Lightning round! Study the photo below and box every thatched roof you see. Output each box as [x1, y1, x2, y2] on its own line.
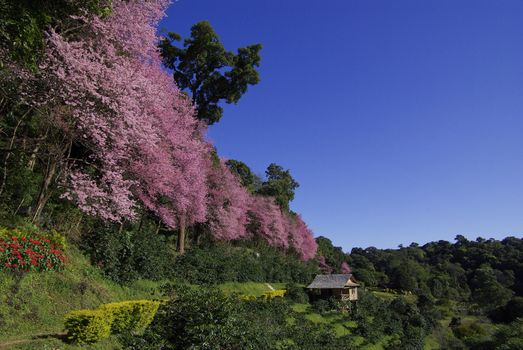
[306, 274, 359, 289]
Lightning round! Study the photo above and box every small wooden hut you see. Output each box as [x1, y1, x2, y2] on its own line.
[307, 274, 359, 301]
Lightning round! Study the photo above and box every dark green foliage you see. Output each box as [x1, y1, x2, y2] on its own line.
[257, 163, 299, 212]
[285, 282, 309, 303]
[311, 299, 331, 314]
[80, 224, 175, 283]
[489, 296, 523, 323]
[122, 285, 357, 350]
[315, 236, 348, 273]
[470, 264, 514, 312]
[347, 236, 523, 312]
[173, 242, 318, 285]
[225, 159, 262, 192]
[0, 0, 111, 68]
[159, 21, 261, 125]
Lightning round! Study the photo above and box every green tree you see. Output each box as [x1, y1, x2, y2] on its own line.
[315, 236, 347, 273]
[225, 159, 262, 192]
[470, 264, 513, 311]
[159, 21, 262, 125]
[257, 163, 299, 212]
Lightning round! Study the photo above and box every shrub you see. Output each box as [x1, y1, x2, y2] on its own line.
[81, 225, 175, 283]
[311, 299, 330, 314]
[123, 286, 360, 350]
[241, 294, 257, 301]
[174, 242, 318, 285]
[262, 289, 286, 300]
[64, 309, 113, 344]
[64, 300, 161, 344]
[100, 300, 160, 334]
[285, 282, 309, 303]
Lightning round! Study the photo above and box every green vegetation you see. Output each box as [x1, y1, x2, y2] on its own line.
[0, 244, 163, 344]
[159, 21, 262, 125]
[218, 281, 286, 296]
[65, 300, 160, 343]
[173, 242, 318, 285]
[1, 0, 522, 349]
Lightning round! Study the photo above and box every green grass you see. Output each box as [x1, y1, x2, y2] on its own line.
[218, 281, 286, 296]
[1, 336, 122, 350]
[291, 303, 357, 337]
[0, 245, 164, 348]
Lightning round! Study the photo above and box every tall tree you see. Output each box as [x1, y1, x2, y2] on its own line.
[40, 0, 210, 254]
[159, 21, 262, 125]
[206, 159, 250, 241]
[225, 159, 261, 192]
[257, 163, 299, 212]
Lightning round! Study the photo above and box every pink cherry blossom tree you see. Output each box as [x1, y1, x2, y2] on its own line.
[340, 261, 352, 274]
[287, 214, 318, 261]
[206, 159, 250, 241]
[33, 0, 319, 260]
[317, 255, 332, 274]
[247, 195, 289, 249]
[40, 0, 209, 252]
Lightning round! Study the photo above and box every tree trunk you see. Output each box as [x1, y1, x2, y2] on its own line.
[0, 110, 30, 196]
[177, 215, 186, 255]
[155, 219, 161, 235]
[27, 144, 40, 171]
[31, 158, 57, 223]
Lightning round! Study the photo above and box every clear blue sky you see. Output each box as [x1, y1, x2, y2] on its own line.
[160, 0, 523, 251]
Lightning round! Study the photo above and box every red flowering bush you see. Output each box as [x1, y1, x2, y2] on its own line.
[0, 236, 67, 272]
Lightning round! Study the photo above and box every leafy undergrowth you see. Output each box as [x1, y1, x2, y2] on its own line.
[290, 303, 393, 349]
[0, 244, 164, 347]
[0, 336, 122, 350]
[423, 314, 494, 350]
[291, 303, 357, 336]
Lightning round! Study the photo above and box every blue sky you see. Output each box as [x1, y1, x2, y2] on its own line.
[160, 0, 523, 251]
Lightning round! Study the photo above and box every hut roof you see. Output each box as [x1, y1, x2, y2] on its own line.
[306, 274, 359, 289]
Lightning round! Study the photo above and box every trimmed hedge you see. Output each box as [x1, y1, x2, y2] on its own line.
[101, 300, 160, 334]
[64, 300, 160, 344]
[261, 289, 286, 300]
[64, 309, 112, 344]
[241, 290, 286, 301]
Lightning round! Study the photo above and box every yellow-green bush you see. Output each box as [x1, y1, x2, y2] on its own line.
[241, 294, 257, 301]
[261, 289, 286, 300]
[100, 300, 160, 334]
[64, 309, 113, 344]
[64, 300, 160, 343]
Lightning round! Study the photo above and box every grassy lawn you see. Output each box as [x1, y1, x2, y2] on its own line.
[218, 281, 286, 296]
